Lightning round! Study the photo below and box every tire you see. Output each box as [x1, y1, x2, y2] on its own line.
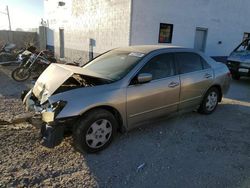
[11, 67, 31, 82]
[198, 87, 219, 114]
[73, 109, 118, 153]
[232, 73, 240, 80]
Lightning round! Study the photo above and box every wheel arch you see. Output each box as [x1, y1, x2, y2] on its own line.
[205, 84, 223, 102]
[80, 105, 125, 133]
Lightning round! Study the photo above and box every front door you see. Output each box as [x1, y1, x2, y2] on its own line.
[126, 53, 180, 128]
[194, 28, 208, 52]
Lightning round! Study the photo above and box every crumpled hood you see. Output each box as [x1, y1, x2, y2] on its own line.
[228, 51, 250, 63]
[32, 63, 107, 104]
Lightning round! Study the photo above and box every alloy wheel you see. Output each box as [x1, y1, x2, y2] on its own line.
[85, 119, 112, 149]
[205, 91, 218, 111]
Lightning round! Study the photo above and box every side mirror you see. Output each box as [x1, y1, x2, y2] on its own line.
[137, 73, 152, 84]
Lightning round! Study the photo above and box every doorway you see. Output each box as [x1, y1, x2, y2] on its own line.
[59, 28, 64, 58]
[194, 28, 208, 52]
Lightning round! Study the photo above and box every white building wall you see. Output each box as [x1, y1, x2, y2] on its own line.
[130, 0, 250, 56]
[44, 0, 132, 61]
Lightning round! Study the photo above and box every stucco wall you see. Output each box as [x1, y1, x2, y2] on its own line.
[44, 0, 132, 62]
[130, 0, 250, 56]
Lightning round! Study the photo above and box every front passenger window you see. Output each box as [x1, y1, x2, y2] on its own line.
[139, 53, 175, 80]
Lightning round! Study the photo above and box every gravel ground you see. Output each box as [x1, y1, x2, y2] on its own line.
[0, 65, 250, 188]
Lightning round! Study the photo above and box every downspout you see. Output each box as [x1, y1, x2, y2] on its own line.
[128, 0, 133, 46]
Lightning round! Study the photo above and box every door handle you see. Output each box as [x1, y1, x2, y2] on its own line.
[168, 82, 179, 88]
[204, 73, 212, 79]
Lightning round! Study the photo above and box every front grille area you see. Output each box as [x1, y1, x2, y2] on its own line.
[226, 61, 240, 71]
[30, 93, 40, 105]
[227, 61, 240, 68]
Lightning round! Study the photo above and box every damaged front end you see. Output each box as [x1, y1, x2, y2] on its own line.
[22, 63, 111, 148]
[22, 89, 71, 148]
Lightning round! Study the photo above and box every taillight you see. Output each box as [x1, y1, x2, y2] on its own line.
[227, 72, 231, 77]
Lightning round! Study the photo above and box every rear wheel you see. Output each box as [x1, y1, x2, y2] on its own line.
[232, 73, 240, 80]
[198, 87, 219, 114]
[11, 67, 31, 81]
[73, 109, 118, 153]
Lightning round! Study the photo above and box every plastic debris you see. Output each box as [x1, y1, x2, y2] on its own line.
[137, 163, 146, 172]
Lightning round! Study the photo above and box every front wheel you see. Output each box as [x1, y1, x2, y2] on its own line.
[73, 109, 118, 153]
[198, 87, 219, 114]
[11, 67, 31, 81]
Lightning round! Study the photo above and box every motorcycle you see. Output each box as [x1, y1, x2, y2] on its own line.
[11, 50, 56, 82]
[16, 46, 37, 64]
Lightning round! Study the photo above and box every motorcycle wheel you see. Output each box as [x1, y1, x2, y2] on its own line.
[11, 67, 31, 82]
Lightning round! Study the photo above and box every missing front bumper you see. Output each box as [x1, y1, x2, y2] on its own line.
[39, 117, 78, 148]
[23, 90, 75, 148]
[40, 123, 64, 148]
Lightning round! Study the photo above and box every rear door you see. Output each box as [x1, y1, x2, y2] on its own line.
[126, 53, 180, 128]
[175, 52, 213, 109]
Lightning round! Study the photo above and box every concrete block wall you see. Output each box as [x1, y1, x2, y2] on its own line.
[39, 26, 47, 50]
[44, 0, 132, 63]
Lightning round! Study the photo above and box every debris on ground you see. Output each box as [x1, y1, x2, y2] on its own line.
[1, 65, 250, 187]
[137, 163, 146, 172]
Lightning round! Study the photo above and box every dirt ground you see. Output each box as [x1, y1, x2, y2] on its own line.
[0, 65, 250, 188]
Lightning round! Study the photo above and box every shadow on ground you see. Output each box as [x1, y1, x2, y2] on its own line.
[0, 65, 250, 187]
[0, 65, 31, 98]
[82, 97, 250, 188]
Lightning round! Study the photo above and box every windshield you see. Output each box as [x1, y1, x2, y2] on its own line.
[235, 39, 250, 52]
[84, 50, 144, 81]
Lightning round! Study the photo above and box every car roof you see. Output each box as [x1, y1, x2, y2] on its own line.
[116, 45, 189, 54]
[115, 45, 219, 68]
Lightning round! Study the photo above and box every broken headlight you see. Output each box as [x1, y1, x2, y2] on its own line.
[41, 100, 67, 123]
[52, 100, 67, 118]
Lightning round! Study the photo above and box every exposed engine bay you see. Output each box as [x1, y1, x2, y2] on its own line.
[53, 74, 110, 94]
[23, 73, 110, 111]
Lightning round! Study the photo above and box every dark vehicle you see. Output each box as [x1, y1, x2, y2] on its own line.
[12, 50, 56, 81]
[0, 43, 17, 62]
[0, 43, 16, 53]
[227, 38, 250, 80]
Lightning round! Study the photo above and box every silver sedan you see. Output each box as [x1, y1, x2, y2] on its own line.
[23, 46, 231, 153]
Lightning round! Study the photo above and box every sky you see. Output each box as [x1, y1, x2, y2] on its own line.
[0, 0, 44, 31]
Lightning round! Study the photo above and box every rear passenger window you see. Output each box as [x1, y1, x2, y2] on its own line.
[176, 53, 203, 74]
[200, 57, 211, 69]
[139, 53, 175, 80]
